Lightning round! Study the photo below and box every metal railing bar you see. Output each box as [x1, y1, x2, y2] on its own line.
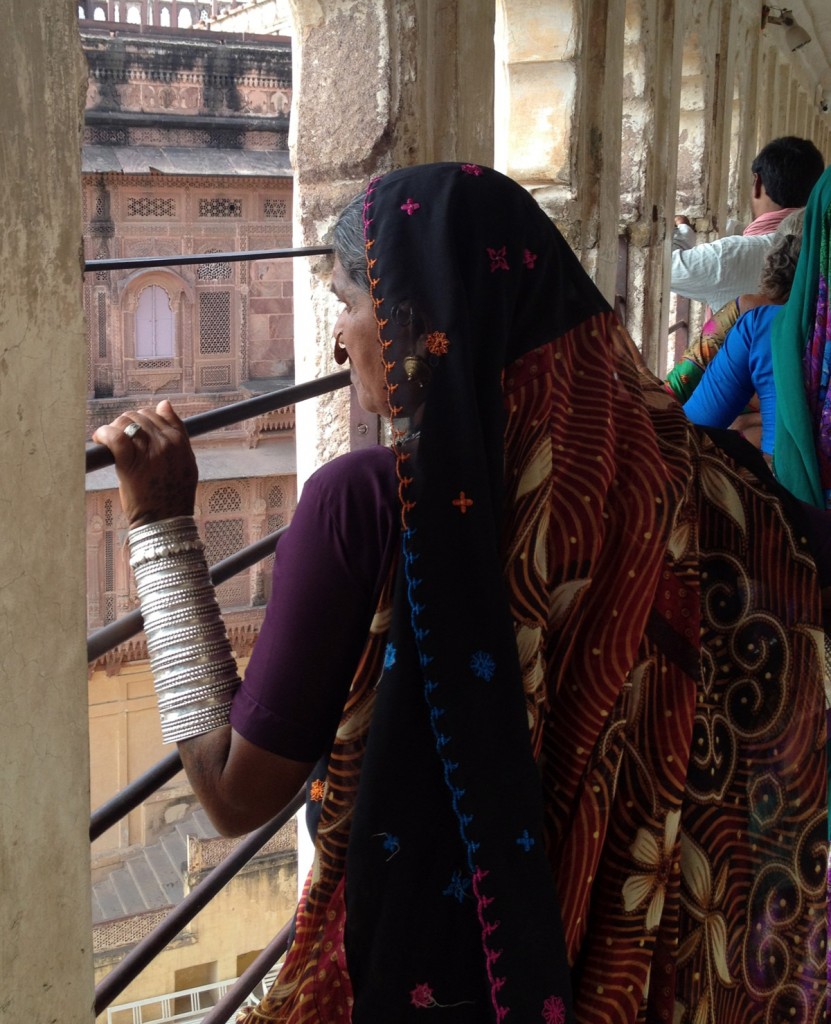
[87, 525, 288, 663]
[90, 750, 183, 842]
[84, 245, 333, 275]
[200, 920, 292, 1024]
[85, 369, 350, 474]
[94, 787, 305, 1016]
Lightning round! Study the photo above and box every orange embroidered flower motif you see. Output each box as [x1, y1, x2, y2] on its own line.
[309, 779, 325, 802]
[622, 808, 680, 931]
[426, 331, 450, 356]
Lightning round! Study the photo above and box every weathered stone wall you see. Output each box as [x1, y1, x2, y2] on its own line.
[494, 0, 830, 373]
[283, 0, 830, 438]
[0, 2, 94, 1021]
[289, 0, 495, 485]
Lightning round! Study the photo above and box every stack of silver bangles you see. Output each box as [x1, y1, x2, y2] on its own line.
[129, 516, 240, 744]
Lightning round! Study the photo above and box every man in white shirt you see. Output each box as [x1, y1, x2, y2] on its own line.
[670, 136, 824, 311]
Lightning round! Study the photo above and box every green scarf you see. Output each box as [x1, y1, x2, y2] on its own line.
[771, 165, 831, 508]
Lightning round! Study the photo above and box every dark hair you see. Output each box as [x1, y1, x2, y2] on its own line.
[332, 192, 369, 291]
[759, 208, 804, 301]
[751, 136, 825, 208]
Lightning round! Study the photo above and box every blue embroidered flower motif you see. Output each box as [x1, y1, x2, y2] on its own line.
[373, 832, 401, 861]
[443, 870, 471, 903]
[384, 643, 397, 670]
[516, 829, 535, 852]
[470, 650, 496, 681]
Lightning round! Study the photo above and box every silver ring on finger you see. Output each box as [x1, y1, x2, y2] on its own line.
[124, 422, 143, 440]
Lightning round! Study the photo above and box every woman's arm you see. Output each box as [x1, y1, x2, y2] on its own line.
[178, 728, 312, 837]
[93, 402, 313, 835]
[93, 402, 396, 837]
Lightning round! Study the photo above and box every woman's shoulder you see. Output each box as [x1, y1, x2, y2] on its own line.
[737, 303, 780, 329]
[303, 445, 398, 506]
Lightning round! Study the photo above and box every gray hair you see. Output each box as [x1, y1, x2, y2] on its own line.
[774, 207, 805, 238]
[760, 208, 804, 302]
[332, 192, 369, 291]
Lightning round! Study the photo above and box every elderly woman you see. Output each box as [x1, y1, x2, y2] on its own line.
[94, 164, 827, 1024]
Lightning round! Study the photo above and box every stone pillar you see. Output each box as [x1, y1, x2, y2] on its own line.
[0, 2, 94, 1022]
[729, 12, 762, 224]
[494, 0, 624, 304]
[289, 0, 495, 487]
[619, 0, 684, 375]
[755, 43, 776, 149]
[575, 0, 625, 301]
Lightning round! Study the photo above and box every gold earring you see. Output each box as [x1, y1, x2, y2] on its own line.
[334, 331, 348, 365]
[403, 355, 431, 388]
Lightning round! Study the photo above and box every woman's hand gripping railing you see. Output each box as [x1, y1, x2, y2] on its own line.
[85, 370, 350, 474]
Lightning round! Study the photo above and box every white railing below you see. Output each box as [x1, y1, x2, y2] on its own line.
[106, 966, 280, 1024]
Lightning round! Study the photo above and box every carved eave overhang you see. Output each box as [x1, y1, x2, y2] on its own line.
[82, 145, 292, 177]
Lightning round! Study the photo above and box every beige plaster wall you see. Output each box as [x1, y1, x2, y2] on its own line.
[0, 2, 94, 1021]
[93, 854, 298, 1006]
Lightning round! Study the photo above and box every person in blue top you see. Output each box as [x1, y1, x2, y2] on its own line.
[684, 162, 831, 498]
[682, 303, 779, 455]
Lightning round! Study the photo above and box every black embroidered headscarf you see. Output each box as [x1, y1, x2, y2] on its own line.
[344, 163, 609, 1022]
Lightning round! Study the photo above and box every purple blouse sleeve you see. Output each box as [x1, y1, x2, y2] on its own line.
[229, 445, 399, 762]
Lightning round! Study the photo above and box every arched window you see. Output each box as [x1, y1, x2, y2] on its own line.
[126, 4, 141, 23]
[160, 6, 170, 26]
[93, 6, 106, 19]
[178, 7, 192, 27]
[78, 5, 85, 17]
[135, 285, 174, 359]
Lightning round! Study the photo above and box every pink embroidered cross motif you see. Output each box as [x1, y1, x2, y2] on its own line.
[461, 163, 483, 176]
[401, 197, 421, 216]
[487, 246, 509, 272]
[452, 492, 473, 514]
[523, 248, 538, 269]
[426, 331, 450, 356]
[542, 994, 567, 1024]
